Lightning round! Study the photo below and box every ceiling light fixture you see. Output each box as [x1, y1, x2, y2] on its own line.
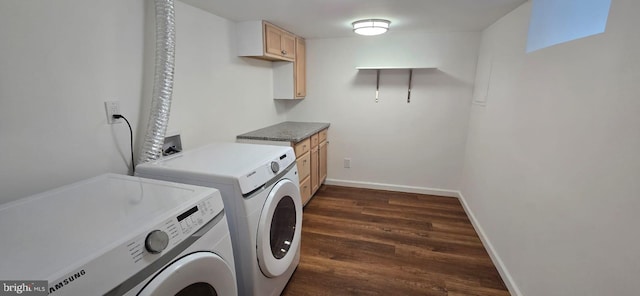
[352, 19, 391, 36]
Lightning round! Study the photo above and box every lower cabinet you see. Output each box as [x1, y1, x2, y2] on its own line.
[293, 128, 328, 206]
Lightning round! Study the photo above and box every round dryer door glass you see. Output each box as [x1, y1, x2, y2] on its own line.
[176, 282, 217, 296]
[257, 178, 303, 278]
[270, 196, 296, 259]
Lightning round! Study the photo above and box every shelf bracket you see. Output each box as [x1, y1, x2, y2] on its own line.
[376, 69, 380, 103]
[356, 66, 437, 104]
[407, 69, 413, 103]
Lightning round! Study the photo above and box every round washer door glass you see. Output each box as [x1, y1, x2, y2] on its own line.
[138, 252, 236, 296]
[257, 178, 302, 278]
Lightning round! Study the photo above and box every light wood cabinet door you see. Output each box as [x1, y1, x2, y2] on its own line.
[300, 176, 312, 206]
[310, 133, 319, 147]
[282, 34, 296, 60]
[319, 141, 327, 183]
[319, 129, 328, 142]
[264, 23, 282, 57]
[297, 151, 311, 181]
[294, 138, 310, 157]
[295, 37, 306, 98]
[310, 146, 319, 194]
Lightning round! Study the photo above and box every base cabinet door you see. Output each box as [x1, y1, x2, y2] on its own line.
[300, 176, 311, 206]
[296, 152, 311, 182]
[310, 146, 319, 194]
[319, 141, 327, 183]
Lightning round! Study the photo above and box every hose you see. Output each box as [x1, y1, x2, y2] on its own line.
[137, 0, 176, 165]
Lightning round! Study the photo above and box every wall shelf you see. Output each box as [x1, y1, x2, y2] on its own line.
[356, 66, 437, 70]
[356, 67, 437, 103]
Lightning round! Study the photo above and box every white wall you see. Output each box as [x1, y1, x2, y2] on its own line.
[0, 0, 146, 202]
[0, 1, 286, 204]
[168, 2, 287, 148]
[460, 1, 640, 295]
[285, 32, 480, 194]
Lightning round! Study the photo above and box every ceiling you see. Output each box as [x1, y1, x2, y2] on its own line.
[179, 0, 527, 39]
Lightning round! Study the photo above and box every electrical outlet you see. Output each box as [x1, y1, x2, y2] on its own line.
[104, 101, 121, 124]
[344, 158, 351, 168]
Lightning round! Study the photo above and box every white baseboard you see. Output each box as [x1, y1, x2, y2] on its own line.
[324, 178, 459, 197]
[456, 191, 523, 296]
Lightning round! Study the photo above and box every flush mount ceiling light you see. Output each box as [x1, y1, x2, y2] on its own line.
[352, 19, 391, 36]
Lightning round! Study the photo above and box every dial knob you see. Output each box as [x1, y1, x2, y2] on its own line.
[145, 230, 169, 254]
[270, 161, 280, 174]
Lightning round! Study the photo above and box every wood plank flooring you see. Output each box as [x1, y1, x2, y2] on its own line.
[281, 185, 510, 296]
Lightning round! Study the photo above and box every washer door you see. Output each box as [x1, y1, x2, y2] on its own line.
[256, 178, 302, 278]
[138, 252, 236, 296]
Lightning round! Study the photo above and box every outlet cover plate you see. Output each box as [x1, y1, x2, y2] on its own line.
[104, 101, 121, 124]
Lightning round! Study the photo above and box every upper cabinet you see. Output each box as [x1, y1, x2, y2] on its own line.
[265, 23, 296, 61]
[237, 21, 295, 62]
[237, 20, 306, 99]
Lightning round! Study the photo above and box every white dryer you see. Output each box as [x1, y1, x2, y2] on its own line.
[136, 142, 302, 296]
[0, 174, 237, 296]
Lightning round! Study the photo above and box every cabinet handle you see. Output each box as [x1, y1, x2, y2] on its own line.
[281, 50, 287, 55]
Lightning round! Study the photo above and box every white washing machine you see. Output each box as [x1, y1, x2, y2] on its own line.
[0, 174, 237, 296]
[136, 142, 302, 296]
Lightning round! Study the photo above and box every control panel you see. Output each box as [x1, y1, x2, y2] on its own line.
[126, 196, 219, 263]
[237, 147, 296, 194]
[48, 192, 225, 296]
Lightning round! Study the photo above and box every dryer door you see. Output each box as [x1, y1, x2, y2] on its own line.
[138, 252, 236, 296]
[256, 178, 302, 278]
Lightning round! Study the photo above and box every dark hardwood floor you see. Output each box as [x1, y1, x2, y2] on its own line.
[281, 185, 510, 296]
